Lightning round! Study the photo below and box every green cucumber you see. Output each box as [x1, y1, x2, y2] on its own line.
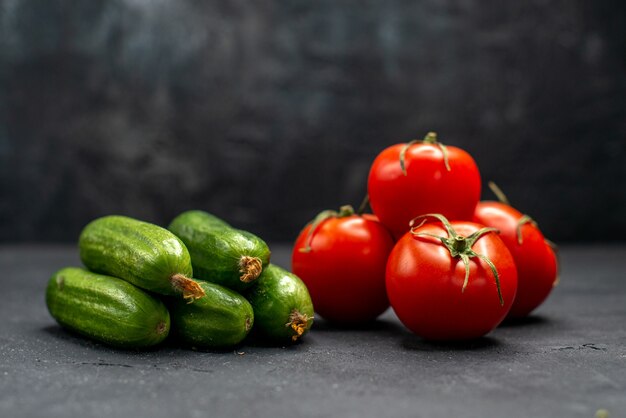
[246, 264, 314, 343]
[46, 267, 170, 348]
[168, 280, 254, 348]
[168, 210, 271, 292]
[79, 215, 205, 301]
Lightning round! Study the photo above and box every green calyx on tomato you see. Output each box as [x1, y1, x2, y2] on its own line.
[298, 205, 356, 253]
[488, 181, 540, 245]
[488, 181, 549, 248]
[356, 194, 370, 216]
[400, 132, 451, 175]
[516, 215, 538, 245]
[487, 181, 511, 206]
[410, 213, 504, 306]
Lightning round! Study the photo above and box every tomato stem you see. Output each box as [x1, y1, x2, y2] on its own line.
[399, 131, 451, 176]
[409, 213, 505, 306]
[452, 236, 468, 253]
[487, 181, 511, 206]
[423, 131, 438, 144]
[356, 194, 370, 216]
[399, 139, 420, 175]
[338, 205, 355, 217]
[299, 205, 355, 253]
[516, 215, 538, 245]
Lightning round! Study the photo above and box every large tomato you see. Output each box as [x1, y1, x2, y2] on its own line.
[292, 206, 395, 324]
[473, 201, 558, 318]
[386, 214, 518, 340]
[368, 132, 481, 239]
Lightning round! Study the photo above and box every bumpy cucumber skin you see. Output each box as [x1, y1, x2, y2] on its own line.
[79, 215, 194, 296]
[168, 210, 271, 292]
[46, 267, 170, 348]
[246, 264, 314, 343]
[168, 280, 254, 348]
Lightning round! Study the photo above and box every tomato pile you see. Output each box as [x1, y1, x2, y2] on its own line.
[292, 132, 558, 340]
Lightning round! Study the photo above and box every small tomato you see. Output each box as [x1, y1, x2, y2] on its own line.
[368, 132, 481, 239]
[473, 200, 558, 318]
[292, 205, 395, 324]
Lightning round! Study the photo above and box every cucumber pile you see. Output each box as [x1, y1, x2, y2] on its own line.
[46, 211, 314, 349]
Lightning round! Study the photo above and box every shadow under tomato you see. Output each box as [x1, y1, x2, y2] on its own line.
[401, 334, 502, 352]
[499, 314, 550, 328]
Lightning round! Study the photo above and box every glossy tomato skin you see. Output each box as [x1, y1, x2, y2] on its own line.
[368, 143, 481, 239]
[292, 215, 395, 324]
[386, 221, 517, 340]
[473, 202, 557, 318]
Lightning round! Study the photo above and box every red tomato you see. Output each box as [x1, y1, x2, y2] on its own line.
[292, 209, 395, 324]
[368, 133, 481, 239]
[386, 216, 518, 340]
[473, 201, 558, 318]
[361, 213, 381, 223]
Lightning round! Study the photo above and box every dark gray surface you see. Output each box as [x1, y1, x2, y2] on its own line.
[0, 244, 625, 418]
[1, 1, 626, 243]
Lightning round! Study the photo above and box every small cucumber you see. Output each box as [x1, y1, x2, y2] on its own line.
[246, 264, 314, 343]
[168, 210, 271, 292]
[79, 215, 205, 301]
[168, 280, 254, 348]
[46, 267, 170, 348]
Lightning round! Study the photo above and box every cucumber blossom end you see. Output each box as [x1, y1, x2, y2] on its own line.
[156, 321, 169, 336]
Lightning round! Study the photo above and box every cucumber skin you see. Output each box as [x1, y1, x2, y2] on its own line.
[46, 267, 170, 348]
[246, 264, 314, 343]
[79, 215, 194, 296]
[168, 210, 271, 292]
[168, 280, 254, 348]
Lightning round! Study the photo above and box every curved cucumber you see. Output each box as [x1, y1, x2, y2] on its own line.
[79, 215, 204, 301]
[246, 264, 314, 343]
[168, 280, 254, 348]
[46, 267, 170, 348]
[168, 210, 271, 292]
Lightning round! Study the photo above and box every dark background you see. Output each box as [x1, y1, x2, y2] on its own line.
[1, 0, 625, 243]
